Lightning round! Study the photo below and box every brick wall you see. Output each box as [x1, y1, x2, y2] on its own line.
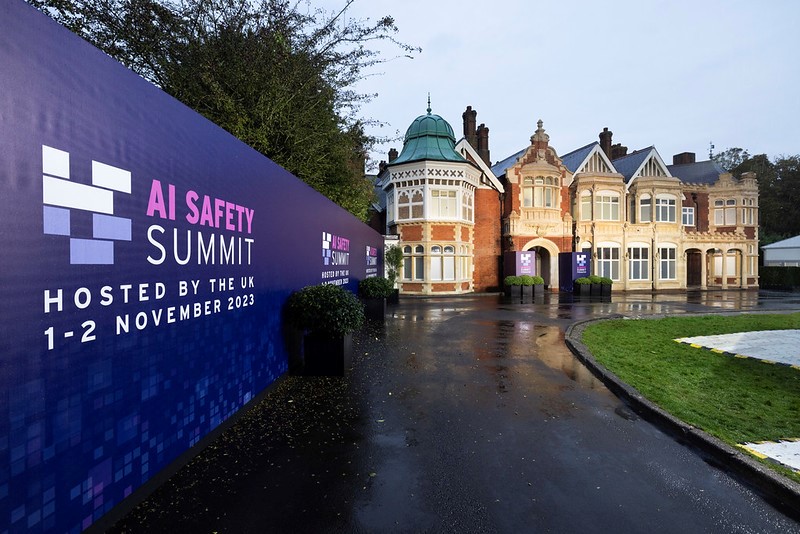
[400, 224, 423, 241]
[474, 188, 502, 291]
[431, 224, 456, 241]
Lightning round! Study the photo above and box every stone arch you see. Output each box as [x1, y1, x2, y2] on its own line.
[521, 238, 561, 289]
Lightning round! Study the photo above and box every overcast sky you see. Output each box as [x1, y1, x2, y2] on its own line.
[315, 0, 800, 169]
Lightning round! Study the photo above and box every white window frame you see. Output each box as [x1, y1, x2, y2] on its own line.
[681, 206, 695, 226]
[639, 194, 652, 223]
[430, 189, 457, 219]
[655, 195, 676, 223]
[597, 244, 621, 281]
[627, 244, 649, 281]
[659, 245, 677, 280]
[596, 192, 619, 221]
[580, 191, 592, 221]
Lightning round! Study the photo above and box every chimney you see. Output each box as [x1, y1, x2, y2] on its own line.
[378, 161, 388, 174]
[599, 127, 613, 159]
[672, 152, 696, 165]
[611, 143, 628, 160]
[463, 106, 478, 149]
[388, 148, 398, 163]
[476, 124, 491, 166]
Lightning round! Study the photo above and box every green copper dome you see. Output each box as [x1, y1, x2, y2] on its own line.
[390, 108, 467, 165]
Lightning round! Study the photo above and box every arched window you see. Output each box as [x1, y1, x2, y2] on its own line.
[414, 245, 424, 280]
[627, 242, 649, 281]
[402, 245, 412, 280]
[443, 245, 456, 281]
[596, 242, 621, 280]
[430, 245, 443, 281]
[658, 244, 677, 280]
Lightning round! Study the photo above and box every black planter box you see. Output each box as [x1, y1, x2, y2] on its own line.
[303, 332, 352, 376]
[532, 284, 544, 297]
[521, 285, 533, 300]
[387, 289, 400, 305]
[363, 297, 386, 321]
[504, 285, 513, 297]
[590, 283, 603, 296]
[573, 283, 591, 296]
[600, 284, 612, 297]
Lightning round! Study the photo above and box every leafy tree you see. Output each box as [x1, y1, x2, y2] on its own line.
[27, 0, 418, 221]
[712, 147, 751, 171]
[731, 153, 800, 240]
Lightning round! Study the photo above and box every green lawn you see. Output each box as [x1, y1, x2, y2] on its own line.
[581, 312, 800, 482]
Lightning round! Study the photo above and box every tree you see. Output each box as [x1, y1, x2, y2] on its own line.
[731, 153, 800, 240]
[28, 0, 419, 221]
[712, 147, 751, 172]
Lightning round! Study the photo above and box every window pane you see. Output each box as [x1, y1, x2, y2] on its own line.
[415, 256, 424, 280]
[430, 257, 442, 280]
[444, 256, 455, 280]
[403, 257, 412, 280]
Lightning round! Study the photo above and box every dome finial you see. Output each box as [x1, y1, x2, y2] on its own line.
[427, 93, 431, 114]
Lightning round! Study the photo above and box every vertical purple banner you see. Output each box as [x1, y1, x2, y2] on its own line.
[0, 2, 382, 532]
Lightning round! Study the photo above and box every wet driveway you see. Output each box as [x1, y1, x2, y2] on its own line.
[110, 290, 800, 533]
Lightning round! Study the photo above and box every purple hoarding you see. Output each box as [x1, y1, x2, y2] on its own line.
[0, 2, 382, 532]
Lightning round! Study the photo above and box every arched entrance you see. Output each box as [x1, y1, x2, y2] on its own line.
[521, 238, 560, 289]
[685, 248, 703, 287]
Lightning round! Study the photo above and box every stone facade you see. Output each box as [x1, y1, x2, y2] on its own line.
[375, 107, 759, 294]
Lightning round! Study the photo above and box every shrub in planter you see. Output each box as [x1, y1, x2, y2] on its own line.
[519, 275, 535, 299]
[573, 276, 591, 296]
[285, 284, 365, 376]
[588, 274, 603, 295]
[503, 275, 521, 297]
[599, 276, 613, 297]
[384, 245, 404, 303]
[531, 275, 545, 295]
[358, 277, 393, 321]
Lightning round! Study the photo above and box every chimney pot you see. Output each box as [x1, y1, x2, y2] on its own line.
[599, 127, 613, 159]
[672, 152, 696, 165]
[388, 148, 398, 162]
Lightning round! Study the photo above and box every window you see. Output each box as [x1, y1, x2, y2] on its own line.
[523, 177, 534, 207]
[397, 189, 423, 220]
[659, 246, 676, 280]
[386, 190, 395, 223]
[580, 191, 592, 221]
[640, 195, 652, 223]
[461, 190, 474, 222]
[414, 245, 424, 280]
[443, 245, 456, 281]
[628, 245, 649, 280]
[655, 195, 676, 222]
[402, 245, 412, 280]
[714, 199, 736, 225]
[742, 198, 755, 226]
[596, 193, 619, 221]
[430, 246, 442, 280]
[460, 245, 470, 282]
[682, 206, 695, 226]
[523, 176, 559, 208]
[597, 246, 620, 280]
[430, 190, 457, 218]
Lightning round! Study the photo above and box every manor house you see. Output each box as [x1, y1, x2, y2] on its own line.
[372, 106, 759, 294]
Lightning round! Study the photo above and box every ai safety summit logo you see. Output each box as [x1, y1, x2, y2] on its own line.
[42, 146, 132, 265]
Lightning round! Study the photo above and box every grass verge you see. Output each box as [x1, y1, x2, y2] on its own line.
[581, 312, 800, 483]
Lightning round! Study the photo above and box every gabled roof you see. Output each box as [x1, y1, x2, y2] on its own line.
[490, 147, 526, 178]
[455, 138, 505, 193]
[667, 160, 726, 185]
[612, 146, 673, 185]
[762, 235, 800, 250]
[561, 142, 617, 175]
